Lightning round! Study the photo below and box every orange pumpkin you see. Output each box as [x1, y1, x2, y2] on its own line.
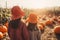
[0, 25, 7, 33]
[54, 26, 60, 34]
[52, 16, 57, 21]
[57, 16, 60, 23]
[0, 32, 3, 39]
[39, 23, 45, 28]
[45, 20, 52, 25]
[39, 25, 44, 30]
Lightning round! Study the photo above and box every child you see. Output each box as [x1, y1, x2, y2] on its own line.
[26, 13, 41, 40]
[8, 6, 30, 40]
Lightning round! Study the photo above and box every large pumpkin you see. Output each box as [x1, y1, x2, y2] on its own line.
[54, 26, 60, 34]
[0, 25, 7, 33]
[0, 32, 3, 39]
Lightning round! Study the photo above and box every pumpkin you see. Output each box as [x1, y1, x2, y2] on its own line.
[45, 20, 52, 25]
[0, 32, 3, 39]
[54, 26, 60, 34]
[57, 16, 60, 23]
[52, 16, 57, 21]
[39, 25, 44, 30]
[39, 23, 45, 28]
[0, 25, 7, 33]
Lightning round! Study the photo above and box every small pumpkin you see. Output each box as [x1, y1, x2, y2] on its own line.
[39, 23, 45, 28]
[0, 32, 3, 39]
[52, 16, 57, 21]
[54, 26, 60, 34]
[0, 25, 7, 33]
[39, 25, 44, 30]
[57, 16, 60, 23]
[45, 20, 52, 25]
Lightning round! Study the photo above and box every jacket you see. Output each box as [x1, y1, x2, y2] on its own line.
[8, 21, 30, 40]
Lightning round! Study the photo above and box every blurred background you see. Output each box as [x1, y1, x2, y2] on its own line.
[0, 0, 60, 19]
[0, 0, 60, 40]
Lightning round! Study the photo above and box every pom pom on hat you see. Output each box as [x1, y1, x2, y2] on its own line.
[11, 6, 24, 20]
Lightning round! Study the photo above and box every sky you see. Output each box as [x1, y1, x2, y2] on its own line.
[0, 0, 60, 9]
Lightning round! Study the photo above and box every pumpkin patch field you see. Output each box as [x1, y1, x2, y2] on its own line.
[0, 8, 60, 40]
[0, 15, 60, 40]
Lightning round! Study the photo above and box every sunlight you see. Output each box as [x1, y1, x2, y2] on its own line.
[0, 0, 60, 9]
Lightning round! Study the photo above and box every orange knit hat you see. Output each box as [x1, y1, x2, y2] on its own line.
[11, 6, 24, 20]
[26, 13, 37, 23]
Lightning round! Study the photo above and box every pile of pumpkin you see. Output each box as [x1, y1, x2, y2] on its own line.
[38, 15, 60, 34]
[0, 22, 8, 39]
[50, 16, 60, 34]
[38, 15, 54, 31]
